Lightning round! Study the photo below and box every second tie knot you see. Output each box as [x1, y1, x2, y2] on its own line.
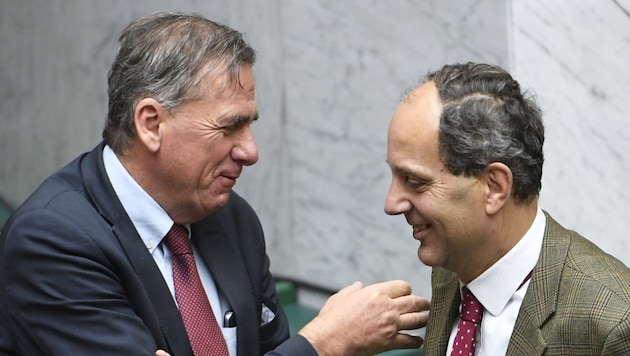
[164, 224, 192, 255]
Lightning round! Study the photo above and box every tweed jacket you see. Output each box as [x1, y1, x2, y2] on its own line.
[422, 212, 630, 355]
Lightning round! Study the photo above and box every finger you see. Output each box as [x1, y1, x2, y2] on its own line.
[335, 281, 363, 296]
[398, 310, 430, 330]
[368, 279, 412, 298]
[392, 294, 431, 314]
[381, 333, 424, 352]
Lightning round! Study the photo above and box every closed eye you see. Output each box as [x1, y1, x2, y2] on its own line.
[405, 175, 431, 192]
[221, 113, 258, 133]
[386, 160, 432, 192]
[407, 178, 425, 190]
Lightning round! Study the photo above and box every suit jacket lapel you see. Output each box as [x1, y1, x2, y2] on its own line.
[192, 215, 258, 356]
[507, 211, 568, 355]
[423, 267, 460, 356]
[111, 218, 192, 355]
[80, 143, 192, 355]
[426, 212, 570, 356]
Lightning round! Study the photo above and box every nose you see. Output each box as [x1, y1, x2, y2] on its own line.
[384, 179, 412, 215]
[232, 126, 259, 166]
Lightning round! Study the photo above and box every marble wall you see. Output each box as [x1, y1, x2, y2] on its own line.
[511, 0, 630, 267]
[266, 0, 509, 300]
[1, 0, 628, 302]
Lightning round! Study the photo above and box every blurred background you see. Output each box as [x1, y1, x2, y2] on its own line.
[1, 0, 629, 306]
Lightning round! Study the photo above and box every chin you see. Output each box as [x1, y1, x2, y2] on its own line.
[417, 248, 441, 267]
[206, 191, 231, 210]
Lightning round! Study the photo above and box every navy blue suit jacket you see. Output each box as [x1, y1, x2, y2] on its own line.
[0, 142, 316, 356]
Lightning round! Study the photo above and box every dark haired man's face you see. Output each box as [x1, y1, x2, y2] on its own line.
[385, 81, 488, 277]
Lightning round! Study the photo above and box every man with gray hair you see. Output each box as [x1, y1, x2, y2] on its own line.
[384, 62, 630, 355]
[0, 13, 429, 355]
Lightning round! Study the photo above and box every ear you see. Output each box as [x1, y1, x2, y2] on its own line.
[482, 162, 513, 215]
[133, 98, 164, 153]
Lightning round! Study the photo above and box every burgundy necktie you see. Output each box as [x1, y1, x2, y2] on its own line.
[164, 224, 229, 356]
[450, 287, 484, 356]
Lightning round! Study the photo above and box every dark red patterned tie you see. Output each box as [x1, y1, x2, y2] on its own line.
[164, 224, 229, 356]
[450, 287, 484, 356]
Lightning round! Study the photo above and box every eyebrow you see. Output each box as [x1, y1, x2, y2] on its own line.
[224, 112, 259, 128]
[385, 159, 433, 180]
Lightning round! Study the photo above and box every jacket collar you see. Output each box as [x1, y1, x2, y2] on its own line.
[80, 142, 193, 355]
[423, 267, 460, 355]
[506, 212, 568, 355]
[424, 212, 567, 356]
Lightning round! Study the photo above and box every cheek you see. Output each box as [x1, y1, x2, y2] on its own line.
[203, 135, 233, 157]
[199, 150, 234, 184]
[197, 157, 222, 181]
[193, 138, 231, 168]
[410, 192, 443, 216]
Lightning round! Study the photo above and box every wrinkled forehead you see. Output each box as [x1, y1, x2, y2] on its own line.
[192, 61, 256, 102]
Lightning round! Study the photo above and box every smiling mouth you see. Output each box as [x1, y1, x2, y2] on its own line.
[413, 224, 430, 233]
[412, 224, 431, 240]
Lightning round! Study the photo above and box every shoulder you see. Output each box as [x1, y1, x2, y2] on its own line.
[4, 162, 94, 236]
[5, 145, 103, 227]
[543, 213, 630, 312]
[535, 213, 630, 353]
[2, 145, 117, 260]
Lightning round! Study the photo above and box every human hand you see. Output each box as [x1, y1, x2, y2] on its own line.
[297, 280, 430, 356]
[155, 350, 170, 356]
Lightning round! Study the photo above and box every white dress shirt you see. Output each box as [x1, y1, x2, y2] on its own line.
[446, 208, 545, 356]
[103, 145, 237, 355]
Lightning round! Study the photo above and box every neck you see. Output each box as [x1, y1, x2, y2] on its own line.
[458, 199, 538, 284]
[117, 145, 171, 215]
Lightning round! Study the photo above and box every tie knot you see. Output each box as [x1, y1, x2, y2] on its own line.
[164, 224, 192, 255]
[460, 287, 483, 324]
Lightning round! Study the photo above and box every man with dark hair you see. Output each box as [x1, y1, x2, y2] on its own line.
[384, 62, 630, 355]
[0, 13, 429, 355]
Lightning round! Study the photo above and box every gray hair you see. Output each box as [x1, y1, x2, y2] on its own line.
[103, 12, 256, 154]
[424, 62, 544, 203]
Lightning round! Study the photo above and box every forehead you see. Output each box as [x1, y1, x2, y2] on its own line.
[388, 81, 442, 163]
[195, 62, 256, 102]
[400, 81, 441, 125]
[198, 64, 257, 114]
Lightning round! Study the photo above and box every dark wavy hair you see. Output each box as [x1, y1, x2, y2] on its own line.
[103, 12, 256, 154]
[425, 62, 544, 203]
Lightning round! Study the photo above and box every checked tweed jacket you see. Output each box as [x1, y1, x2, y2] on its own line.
[422, 212, 630, 356]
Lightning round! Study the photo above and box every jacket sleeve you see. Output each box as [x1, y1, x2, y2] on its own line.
[265, 334, 318, 356]
[0, 207, 158, 355]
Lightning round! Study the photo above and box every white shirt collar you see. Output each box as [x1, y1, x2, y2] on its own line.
[102, 145, 174, 252]
[466, 207, 545, 316]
